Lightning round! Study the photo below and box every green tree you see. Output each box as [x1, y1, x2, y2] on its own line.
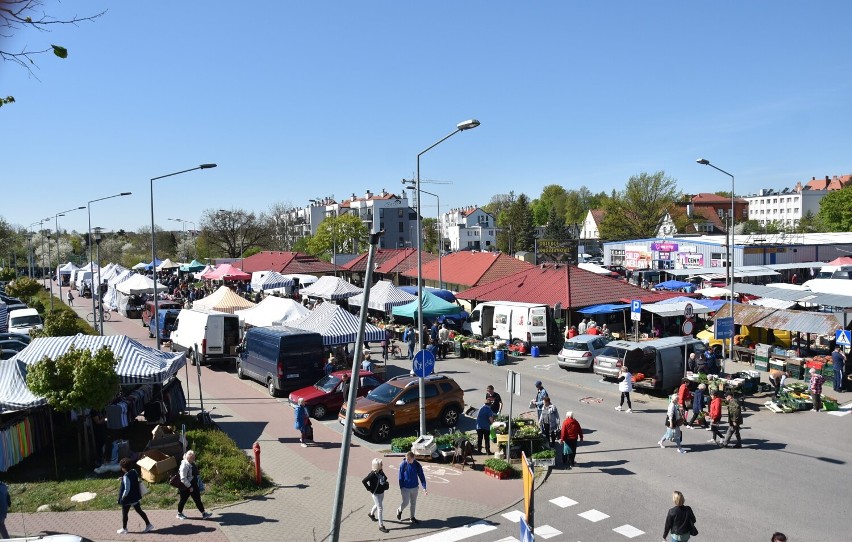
[599, 171, 680, 241]
[292, 235, 311, 254]
[497, 193, 535, 252]
[307, 214, 369, 258]
[542, 206, 569, 242]
[421, 217, 438, 253]
[530, 185, 568, 227]
[4, 276, 42, 301]
[796, 210, 822, 233]
[31, 310, 84, 338]
[817, 187, 852, 232]
[26, 345, 120, 412]
[201, 209, 272, 258]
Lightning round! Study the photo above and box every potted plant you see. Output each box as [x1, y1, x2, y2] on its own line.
[483, 458, 513, 480]
[531, 448, 556, 467]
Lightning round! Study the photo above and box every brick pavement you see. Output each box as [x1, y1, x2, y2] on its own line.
[6, 286, 532, 541]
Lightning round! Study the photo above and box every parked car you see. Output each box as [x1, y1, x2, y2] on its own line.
[288, 370, 384, 419]
[557, 333, 612, 370]
[339, 374, 464, 442]
[0, 332, 30, 344]
[0, 339, 28, 353]
[8, 308, 43, 335]
[1, 349, 18, 360]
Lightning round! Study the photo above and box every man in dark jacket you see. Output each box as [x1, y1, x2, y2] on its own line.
[721, 392, 742, 448]
[831, 346, 845, 392]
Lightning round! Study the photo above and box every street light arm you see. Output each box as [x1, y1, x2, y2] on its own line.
[151, 164, 217, 182]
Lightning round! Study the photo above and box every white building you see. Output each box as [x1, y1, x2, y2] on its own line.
[579, 209, 606, 240]
[440, 207, 497, 251]
[745, 186, 825, 228]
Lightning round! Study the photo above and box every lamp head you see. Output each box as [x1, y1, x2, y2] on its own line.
[199, 163, 217, 169]
[457, 119, 480, 131]
[696, 158, 710, 165]
[77, 206, 85, 210]
[120, 192, 132, 196]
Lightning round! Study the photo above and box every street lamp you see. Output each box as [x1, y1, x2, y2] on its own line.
[88, 192, 131, 331]
[46, 232, 53, 312]
[169, 218, 198, 259]
[402, 181, 442, 288]
[415, 119, 479, 437]
[151, 164, 217, 349]
[93, 228, 104, 334]
[54, 206, 85, 307]
[697, 158, 736, 362]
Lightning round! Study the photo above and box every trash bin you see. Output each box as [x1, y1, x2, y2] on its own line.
[531, 346, 540, 357]
[494, 350, 506, 365]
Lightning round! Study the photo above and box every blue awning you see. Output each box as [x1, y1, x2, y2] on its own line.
[398, 286, 457, 303]
[577, 303, 630, 315]
[655, 280, 693, 290]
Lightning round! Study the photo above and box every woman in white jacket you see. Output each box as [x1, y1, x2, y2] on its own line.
[176, 450, 213, 520]
[615, 366, 633, 412]
[538, 396, 561, 447]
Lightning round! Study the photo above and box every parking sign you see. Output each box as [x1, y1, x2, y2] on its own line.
[631, 299, 642, 322]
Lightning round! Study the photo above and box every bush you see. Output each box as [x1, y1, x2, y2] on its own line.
[391, 436, 418, 452]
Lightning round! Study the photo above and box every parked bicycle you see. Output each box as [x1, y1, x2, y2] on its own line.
[86, 311, 112, 323]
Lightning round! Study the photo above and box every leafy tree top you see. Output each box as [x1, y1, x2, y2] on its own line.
[26, 345, 120, 412]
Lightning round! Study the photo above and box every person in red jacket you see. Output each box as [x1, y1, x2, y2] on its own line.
[558, 411, 583, 469]
[677, 378, 692, 410]
[706, 391, 724, 444]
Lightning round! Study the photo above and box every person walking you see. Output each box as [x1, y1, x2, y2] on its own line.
[771, 533, 788, 542]
[538, 396, 560, 447]
[294, 397, 313, 447]
[677, 378, 692, 411]
[706, 391, 725, 445]
[176, 450, 212, 520]
[361, 353, 374, 373]
[808, 368, 826, 412]
[381, 327, 392, 362]
[485, 385, 503, 415]
[529, 380, 549, 419]
[659, 393, 687, 454]
[116, 458, 153, 534]
[324, 354, 335, 376]
[362, 458, 390, 533]
[721, 392, 743, 448]
[405, 324, 416, 360]
[396, 451, 427, 524]
[438, 324, 451, 360]
[831, 346, 845, 392]
[615, 366, 633, 412]
[768, 369, 789, 398]
[686, 383, 706, 428]
[476, 401, 495, 454]
[558, 411, 583, 468]
[0, 480, 11, 539]
[662, 490, 697, 542]
[67, 290, 74, 306]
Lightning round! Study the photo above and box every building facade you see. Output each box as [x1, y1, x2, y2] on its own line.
[440, 207, 497, 252]
[745, 187, 825, 228]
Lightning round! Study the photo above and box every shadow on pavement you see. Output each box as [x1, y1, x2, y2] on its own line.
[215, 421, 268, 449]
[149, 524, 220, 535]
[214, 511, 281, 527]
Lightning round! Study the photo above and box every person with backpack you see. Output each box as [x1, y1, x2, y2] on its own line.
[362, 458, 390, 533]
[658, 393, 688, 454]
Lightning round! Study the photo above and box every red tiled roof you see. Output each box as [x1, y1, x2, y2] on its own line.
[669, 206, 726, 233]
[340, 248, 435, 275]
[805, 174, 852, 191]
[456, 264, 683, 308]
[461, 207, 479, 217]
[402, 252, 534, 288]
[690, 193, 747, 204]
[590, 209, 606, 224]
[240, 251, 335, 274]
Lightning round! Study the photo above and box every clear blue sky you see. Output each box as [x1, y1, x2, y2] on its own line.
[3, 1, 851, 235]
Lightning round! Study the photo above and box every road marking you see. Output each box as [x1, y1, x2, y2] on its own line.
[613, 524, 645, 538]
[493, 538, 519, 542]
[826, 401, 852, 417]
[501, 510, 525, 523]
[549, 496, 578, 508]
[578, 509, 610, 522]
[534, 363, 555, 370]
[533, 525, 562, 539]
[407, 521, 497, 542]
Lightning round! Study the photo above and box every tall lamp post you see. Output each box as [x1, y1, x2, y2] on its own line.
[88, 192, 131, 333]
[403, 181, 442, 289]
[415, 119, 480, 437]
[151, 164, 217, 349]
[46, 232, 53, 312]
[697, 158, 736, 361]
[54, 206, 86, 307]
[93, 228, 104, 333]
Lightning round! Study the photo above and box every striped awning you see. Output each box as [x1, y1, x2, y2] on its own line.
[191, 285, 256, 314]
[288, 303, 385, 345]
[105, 269, 135, 310]
[0, 359, 46, 412]
[12, 334, 186, 385]
[253, 271, 294, 292]
[0, 302, 7, 333]
[299, 276, 363, 301]
[347, 280, 417, 313]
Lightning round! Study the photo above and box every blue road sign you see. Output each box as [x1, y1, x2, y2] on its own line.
[631, 299, 642, 322]
[715, 317, 735, 340]
[836, 329, 852, 348]
[520, 518, 535, 542]
[413, 349, 436, 378]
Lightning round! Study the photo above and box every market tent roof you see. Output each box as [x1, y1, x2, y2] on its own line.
[201, 263, 251, 281]
[132, 262, 148, 270]
[824, 257, 852, 267]
[115, 273, 167, 295]
[194, 264, 214, 279]
[251, 271, 294, 292]
[180, 259, 207, 273]
[712, 303, 842, 335]
[348, 280, 417, 313]
[12, 334, 186, 385]
[735, 283, 852, 309]
[235, 296, 309, 327]
[78, 261, 100, 272]
[665, 265, 781, 278]
[156, 258, 180, 270]
[58, 262, 79, 275]
[300, 275, 363, 300]
[398, 286, 457, 303]
[288, 303, 385, 345]
[0, 359, 46, 412]
[641, 301, 714, 318]
[391, 291, 464, 320]
[192, 285, 256, 314]
[654, 280, 693, 290]
[577, 303, 630, 315]
[144, 258, 163, 271]
[694, 287, 731, 297]
[578, 262, 618, 276]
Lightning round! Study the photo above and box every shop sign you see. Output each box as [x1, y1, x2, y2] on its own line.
[651, 242, 678, 252]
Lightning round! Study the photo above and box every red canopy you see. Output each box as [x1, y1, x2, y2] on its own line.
[825, 257, 852, 267]
[201, 263, 250, 281]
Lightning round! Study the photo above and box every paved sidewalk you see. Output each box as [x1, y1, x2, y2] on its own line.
[7, 286, 533, 542]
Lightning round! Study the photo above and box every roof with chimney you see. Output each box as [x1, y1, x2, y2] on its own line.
[239, 251, 336, 274]
[340, 248, 437, 275]
[804, 174, 852, 191]
[338, 189, 405, 207]
[402, 251, 534, 288]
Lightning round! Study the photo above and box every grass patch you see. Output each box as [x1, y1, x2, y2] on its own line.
[6, 415, 272, 512]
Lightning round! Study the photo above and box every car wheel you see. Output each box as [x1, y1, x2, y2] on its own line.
[236, 361, 245, 380]
[189, 350, 197, 366]
[441, 405, 460, 427]
[370, 419, 392, 442]
[312, 404, 327, 419]
[267, 378, 279, 397]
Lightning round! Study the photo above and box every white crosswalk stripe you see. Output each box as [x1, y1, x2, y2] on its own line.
[532, 525, 562, 539]
[501, 510, 525, 523]
[549, 496, 578, 508]
[578, 509, 610, 522]
[406, 521, 498, 542]
[613, 524, 646, 538]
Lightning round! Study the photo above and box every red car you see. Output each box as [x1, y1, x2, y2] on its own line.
[288, 370, 384, 419]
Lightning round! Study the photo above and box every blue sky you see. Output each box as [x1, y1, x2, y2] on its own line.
[3, 1, 851, 235]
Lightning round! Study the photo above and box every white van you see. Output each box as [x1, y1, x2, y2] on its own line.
[170, 308, 241, 366]
[8, 308, 43, 336]
[466, 301, 548, 346]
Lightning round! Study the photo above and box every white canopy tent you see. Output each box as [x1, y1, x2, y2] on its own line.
[235, 296, 309, 328]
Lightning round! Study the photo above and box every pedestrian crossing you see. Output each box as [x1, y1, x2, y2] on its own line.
[407, 494, 647, 542]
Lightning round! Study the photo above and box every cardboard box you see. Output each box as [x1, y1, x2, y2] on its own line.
[151, 424, 175, 440]
[137, 450, 177, 483]
[144, 433, 184, 458]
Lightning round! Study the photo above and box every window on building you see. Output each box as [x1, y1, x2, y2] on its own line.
[717, 208, 724, 217]
[398, 222, 404, 232]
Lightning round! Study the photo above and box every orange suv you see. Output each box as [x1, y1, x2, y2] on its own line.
[339, 374, 465, 442]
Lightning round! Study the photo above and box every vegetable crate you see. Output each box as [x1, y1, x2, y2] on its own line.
[786, 364, 803, 380]
[755, 360, 769, 372]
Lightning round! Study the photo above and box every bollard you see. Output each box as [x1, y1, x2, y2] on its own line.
[253, 442, 261, 485]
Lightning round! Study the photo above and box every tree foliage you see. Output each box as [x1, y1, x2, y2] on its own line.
[201, 209, 271, 258]
[31, 309, 83, 338]
[542, 206, 569, 242]
[817, 187, 852, 232]
[421, 217, 438, 253]
[599, 171, 680, 241]
[4, 276, 42, 300]
[307, 213, 369, 258]
[496, 193, 535, 253]
[26, 346, 120, 412]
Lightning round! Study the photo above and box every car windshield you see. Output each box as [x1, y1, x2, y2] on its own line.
[10, 315, 40, 327]
[598, 346, 626, 358]
[563, 341, 590, 351]
[366, 382, 403, 404]
[315, 375, 342, 393]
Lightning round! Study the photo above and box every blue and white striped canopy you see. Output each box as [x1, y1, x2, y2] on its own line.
[299, 276, 363, 301]
[289, 303, 385, 345]
[0, 359, 46, 412]
[348, 280, 417, 313]
[0, 302, 7, 334]
[12, 333, 186, 385]
[253, 271, 294, 293]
